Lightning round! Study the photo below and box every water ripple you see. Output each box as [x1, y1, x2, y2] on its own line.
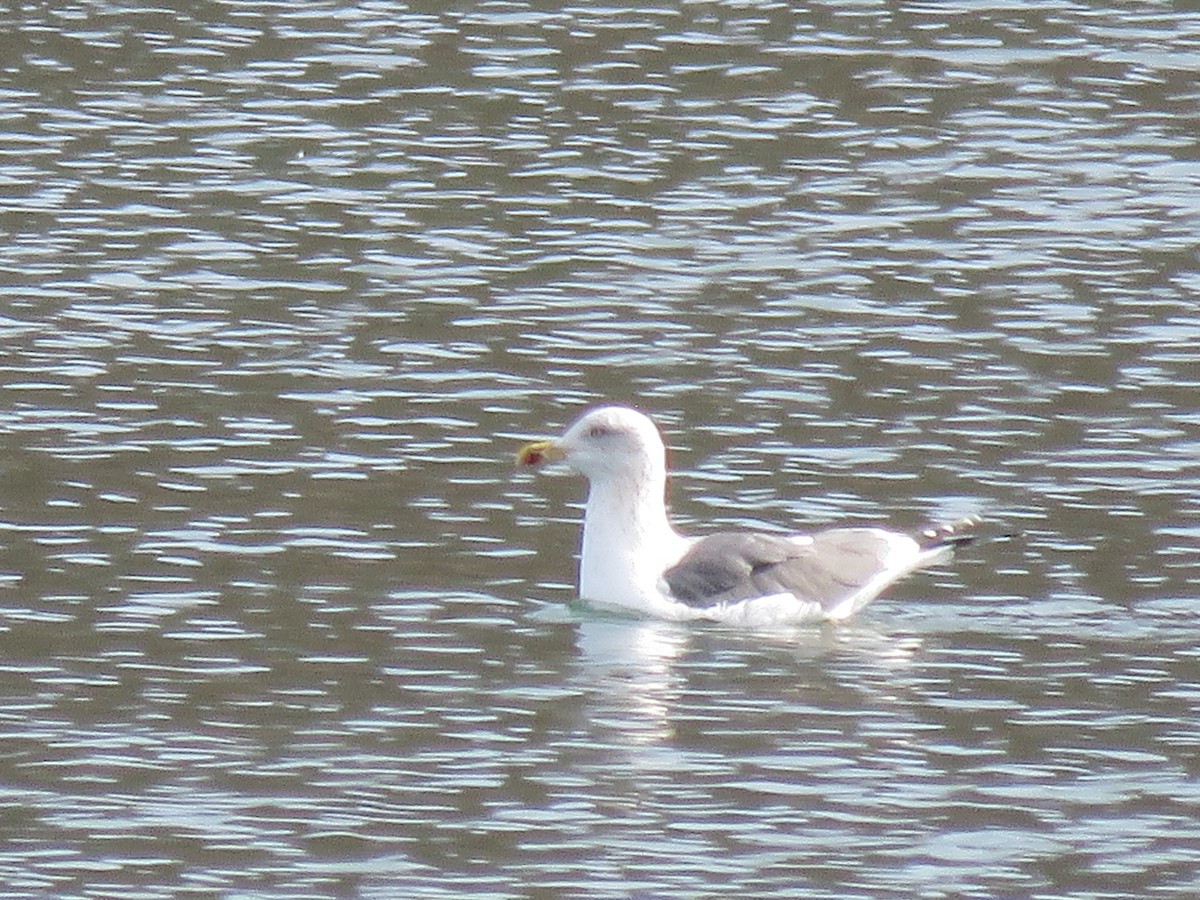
[2, 1, 1199, 897]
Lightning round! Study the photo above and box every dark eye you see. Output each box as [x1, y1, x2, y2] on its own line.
[588, 425, 613, 439]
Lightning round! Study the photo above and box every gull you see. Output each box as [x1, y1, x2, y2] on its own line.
[517, 405, 979, 626]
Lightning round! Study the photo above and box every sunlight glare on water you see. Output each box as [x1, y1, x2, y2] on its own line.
[1, 1, 1200, 897]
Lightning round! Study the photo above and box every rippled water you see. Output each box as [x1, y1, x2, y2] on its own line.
[2, 1, 1199, 897]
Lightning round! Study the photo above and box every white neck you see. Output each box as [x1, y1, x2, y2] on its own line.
[577, 466, 686, 609]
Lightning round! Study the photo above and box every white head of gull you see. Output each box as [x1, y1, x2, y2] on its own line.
[517, 405, 978, 627]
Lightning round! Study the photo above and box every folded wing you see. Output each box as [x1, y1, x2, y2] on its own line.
[662, 529, 910, 612]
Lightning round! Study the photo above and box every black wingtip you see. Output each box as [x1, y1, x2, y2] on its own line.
[915, 514, 984, 550]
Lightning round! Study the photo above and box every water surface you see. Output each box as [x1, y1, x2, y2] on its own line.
[1, 2, 1199, 897]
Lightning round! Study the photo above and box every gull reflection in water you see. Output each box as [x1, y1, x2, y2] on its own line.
[571, 615, 690, 747]
[559, 605, 934, 766]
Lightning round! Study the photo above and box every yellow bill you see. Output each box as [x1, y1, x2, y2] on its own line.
[515, 439, 566, 469]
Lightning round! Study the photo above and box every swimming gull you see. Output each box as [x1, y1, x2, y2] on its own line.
[516, 405, 979, 626]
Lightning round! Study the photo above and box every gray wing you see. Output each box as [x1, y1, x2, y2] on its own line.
[662, 530, 901, 611]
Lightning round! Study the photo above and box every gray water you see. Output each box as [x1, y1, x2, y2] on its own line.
[2, 1, 1200, 897]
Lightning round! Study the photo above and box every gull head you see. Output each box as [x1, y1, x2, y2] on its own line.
[516, 406, 667, 484]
